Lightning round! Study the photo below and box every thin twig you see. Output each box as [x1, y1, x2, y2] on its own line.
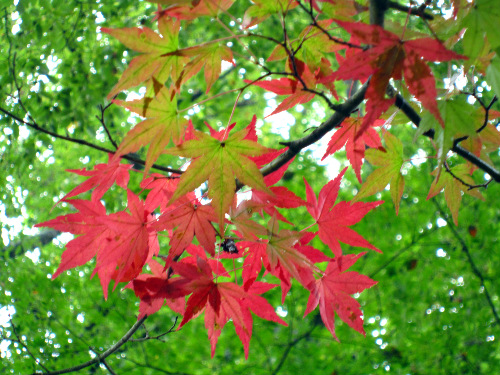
[129, 317, 178, 342]
[271, 325, 316, 375]
[96, 99, 119, 149]
[10, 317, 51, 373]
[432, 200, 500, 326]
[443, 162, 493, 190]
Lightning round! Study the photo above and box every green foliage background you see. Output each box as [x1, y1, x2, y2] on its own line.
[1, 0, 500, 374]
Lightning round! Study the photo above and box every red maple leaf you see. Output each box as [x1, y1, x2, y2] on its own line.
[251, 158, 306, 224]
[323, 20, 466, 134]
[304, 167, 383, 256]
[35, 199, 111, 279]
[36, 192, 158, 298]
[239, 216, 318, 301]
[140, 173, 179, 212]
[153, 193, 218, 259]
[173, 257, 287, 358]
[129, 259, 189, 319]
[94, 191, 159, 295]
[304, 253, 378, 339]
[322, 117, 384, 183]
[246, 59, 318, 117]
[62, 154, 131, 202]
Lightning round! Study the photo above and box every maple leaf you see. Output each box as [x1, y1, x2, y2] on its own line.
[304, 167, 383, 256]
[166, 116, 273, 229]
[129, 259, 189, 319]
[93, 190, 158, 295]
[247, 59, 320, 117]
[240, 216, 318, 298]
[102, 16, 187, 99]
[62, 154, 131, 202]
[427, 164, 484, 225]
[164, 42, 234, 93]
[251, 157, 306, 224]
[304, 253, 377, 339]
[243, 0, 298, 28]
[322, 117, 383, 183]
[36, 192, 158, 298]
[113, 84, 188, 175]
[324, 20, 466, 134]
[153, 193, 218, 258]
[462, 0, 500, 58]
[35, 199, 111, 279]
[154, 0, 235, 20]
[140, 173, 179, 212]
[229, 199, 268, 240]
[174, 257, 287, 358]
[354, 131, 405, 215]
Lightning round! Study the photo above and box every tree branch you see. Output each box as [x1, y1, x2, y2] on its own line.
[256, 81, 369, 181]
[2, 229, 61, 259]
[387, 0, 434, 20]
[28, 316, 147, 375]
[394, 93, 500, 183]
[0, 106, 183, 175]
[369, 0, 388, 26]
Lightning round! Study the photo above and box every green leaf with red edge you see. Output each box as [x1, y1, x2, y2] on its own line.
[354, 131, 405, 215]
[304, 253, 377, 340]
[266, 215, 318, 283]
[113, 84, 188, 175]
[174, 257, 286, 359]
[304, 168, 383, 256]
[326, 19, 466, 134]
[167, 43, 234, 93]
[102, 16, 186, 99]
[322, 117, 383, 183]
[427, 164, 484, 225]
[166, 117, 273, 229]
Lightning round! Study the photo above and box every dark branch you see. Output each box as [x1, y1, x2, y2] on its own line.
[369, 0, 388, 26]
[28, 316, 147, 375]
[387, 1, 434, 20]
[255, 81, 369, 181]
[393, 93, 500, 183]
[0, 106, 183, 175]
[2, 229, 61, 259]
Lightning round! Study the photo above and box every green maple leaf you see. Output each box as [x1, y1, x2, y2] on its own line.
[354, 131, 405, 215]
[113, 84, 187, 175]
[462, 0, 500, 58]
[167, 118, 272, 228]
[427, 164, 484, 225]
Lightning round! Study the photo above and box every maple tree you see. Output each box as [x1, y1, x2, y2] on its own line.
[2, 0, 500, 373]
